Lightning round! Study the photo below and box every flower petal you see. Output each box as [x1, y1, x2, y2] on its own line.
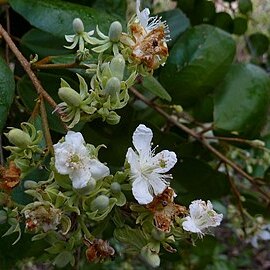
[152, 150, 177, 173]
[182, 216, 202, 234]
[132, 124, 153, 155]
[148, 173, 167, 196]
[126, 148, 140, 176]
[89, 159, 110, 180]
[132, 177, 153, 204]
[65, 34, 75, 42]
[70, 169, 91, 189]
[65, 131, 87, 153]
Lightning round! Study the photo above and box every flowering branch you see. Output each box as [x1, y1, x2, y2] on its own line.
[129, 86, 270, 203]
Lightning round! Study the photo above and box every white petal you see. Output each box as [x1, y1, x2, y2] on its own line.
[89, 159, 110, 180]
[65, 34, 75, 42]
[250, 236, 259, 248]
[189, 200, 204, 219]
[65, 131, 85, 148]
[148, 173, 167, 196]
[132, 124, 153, 155]
[259, 230, 270, 241]
[152, 150, 177, 173]
[53, 142, 72, 175]
[70, 169, 91, 189]
[182, 217, 202, 234]
[132, 177, 153, 205]
[126, 148, 140, 176]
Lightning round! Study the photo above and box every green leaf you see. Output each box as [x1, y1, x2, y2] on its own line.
[233, 17, 248, 36]
[214, 12, 233, 32]
[160, 24, 236, 107]
[214, 63, 270, 138]
[172, 157, 230, 204]
[21, 29, 67, 58]
[9, 0, 121, 37]
[0, 57, 15, 132]
[142, 76, 171, 101]
[248, 33, 270, 56]
[239, 0, 253, 14]
[158, 8, 190, 47]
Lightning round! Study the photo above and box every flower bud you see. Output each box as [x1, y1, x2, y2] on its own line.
[73, 18, 84, 34]
[24, 180, 38, 189]
[0, 210, 7, 224]
[104, 77, 121, 96]
[110, 55, 125, 81]
[110, 182, 121, 194]
[140, 246, 160, 268]
[90, 195, 110, 212]
[151, 229, 165, 241]
[58, 87, 82, 107]
[5, 128, 32, 148]
[108, 21, 122, 42]
[106, 111, 121, 125]
[74, 179, 96, 196]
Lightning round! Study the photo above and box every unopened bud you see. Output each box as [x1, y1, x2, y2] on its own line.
[110, 182, 121, 194]
[140, 246, 160, 268]
[250, 139, 265, 148]
[106, 111, 120, 125]
[0, 210, 7, 224]
[104, 77, 121, 96]
[110, 55, 125, 81]
[108, 21, 122, 42]
[5, 128, 32, 148]
[58, 87, 82, 107]
[90, 195, 110, 212]
[73, 18, 84, 34]
[24, 180, 38, 189]
[151, 229, 165, 241]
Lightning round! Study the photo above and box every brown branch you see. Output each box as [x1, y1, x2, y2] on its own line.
[129, 87, 270, 203]
[0, 24, 68, 131]
[40, 96, 54, 154]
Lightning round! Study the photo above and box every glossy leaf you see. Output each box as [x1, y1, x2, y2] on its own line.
[214, 12, 233, 33]
[233, 17, 248, 35]
[9, 0, 121, 37]
[214, 64, 270, 138]
[160, 24, 236, 107]
[142, 76, 171, 101]
[0, 57, 15, 133]
[248, 33, 270, 56]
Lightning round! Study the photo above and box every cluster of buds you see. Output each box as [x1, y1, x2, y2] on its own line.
[4, 122, 44, 176]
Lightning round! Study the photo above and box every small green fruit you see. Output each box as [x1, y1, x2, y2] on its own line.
[109, 21, 123, 42]
[5, 129, 32, 148]
[90, 195, 110, 212]
[73, 18, 84, 34]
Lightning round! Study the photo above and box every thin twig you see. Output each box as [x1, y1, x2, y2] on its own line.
[39, 96, 54, 154]
[129, 87, 270, 203]
[0, 24, 68, 131]
[4, 5, 10, 64]
[224, 164, 247, 235]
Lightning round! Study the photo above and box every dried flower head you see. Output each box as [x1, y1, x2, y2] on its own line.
[0, 161, 21, 191]
[128, 0, 170, 70]
[147, 187, 187, 232]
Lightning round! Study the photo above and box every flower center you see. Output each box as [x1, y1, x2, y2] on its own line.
[67, 153, 83, 170]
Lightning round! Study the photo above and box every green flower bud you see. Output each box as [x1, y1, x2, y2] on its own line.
[24, 180, 39, 189]
[104, 77, 121, 96]
[5, 128, 32, 148]
[151, 229, 165, 242]
[58, 87, 82, 107]
[110, 182, 121, 194]
[140, 246, 160, 268]
[106, 111, 121, 125]
[110, 54, 125, 81]
[90, 195, 110, 212]
[73, 18, 84, 34]
[0, 210, 7, 224]
[108, 21, 122, 42]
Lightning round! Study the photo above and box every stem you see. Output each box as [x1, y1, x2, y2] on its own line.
[0, 26, 62, 115]
[32, 62, 85, 70]
[39, 96, 54, 154]
[79, 218, 94, 241]
[129, 87, 270, 203]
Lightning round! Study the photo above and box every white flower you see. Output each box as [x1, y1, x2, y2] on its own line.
[249, 224, 270, 248]
[53, 131, 109, 189]
[136, 0, 170, 38]
[126, 124, 177, 205]
[182, 200, 223, 237]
